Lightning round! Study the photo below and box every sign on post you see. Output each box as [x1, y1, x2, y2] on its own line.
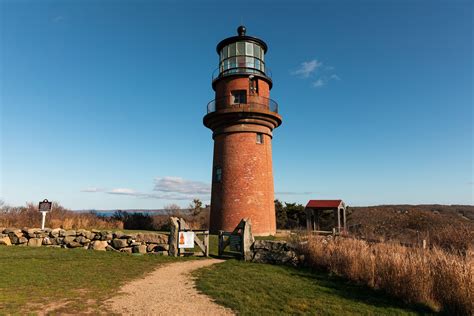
[38, 199, 52, 230]
[178, 231, 195, 249]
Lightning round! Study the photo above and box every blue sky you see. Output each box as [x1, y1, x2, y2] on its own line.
[1, 0, 472, 209]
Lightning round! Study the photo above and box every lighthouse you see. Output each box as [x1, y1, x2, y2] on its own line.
[204, 26, 282, 236]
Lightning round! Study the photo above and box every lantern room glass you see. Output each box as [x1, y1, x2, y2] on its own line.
[219, 41, 266, 76]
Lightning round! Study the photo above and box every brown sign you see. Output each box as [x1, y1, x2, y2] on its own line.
[39, 199, 52, 212]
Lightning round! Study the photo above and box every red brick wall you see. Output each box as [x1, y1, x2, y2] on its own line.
[209, 132, 276, 236]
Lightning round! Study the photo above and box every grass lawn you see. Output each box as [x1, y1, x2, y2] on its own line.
[194, 260, 434, 315]
[0, 246, 176, 314]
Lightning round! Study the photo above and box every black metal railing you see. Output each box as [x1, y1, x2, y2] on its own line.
[206, 95, 278, 114]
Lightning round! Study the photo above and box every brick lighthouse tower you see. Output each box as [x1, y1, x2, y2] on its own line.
[204, 26, 282, 236]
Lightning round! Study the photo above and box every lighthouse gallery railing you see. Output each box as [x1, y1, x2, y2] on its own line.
[206, 95, 278, 114]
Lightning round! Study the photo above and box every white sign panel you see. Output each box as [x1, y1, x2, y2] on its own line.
[178, 231, 195, 249]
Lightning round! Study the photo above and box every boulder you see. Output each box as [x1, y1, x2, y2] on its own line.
[67, 241, 82, 248]
[50, 228, 63, 237]
[90, 241, 108, 251]
[84, 231, 96, 240]
[111, 239, 129, 249]
[64, 230, 76, 237]
[64, 236, 76, 244]
[42, 237, 53, 245]
[120, 247, 133, 254]
[27, 238, 43, 247]
[75, 236, 91, 244]
[106, 245, 119, 252]
[0, 236, 12, 246]
[54, 237, 65, 245]
[113, 231, 124, 239]
[147, 244, 169, 252]
[4, 228, 21, 234]
[132, 245, 147, 254]
[100, 232, 113, 241]
[18, 237, 28, 244]
[8, 231, 24, 244]
[135, 233, 169, 244]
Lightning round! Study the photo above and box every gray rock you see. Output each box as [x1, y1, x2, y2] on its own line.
[135, 233, 169, 244]
[120, 247, 133, 253]
[0, 236, 12, 246]
[42, 237, 53, 245]
[147, 244, 169, 252]
[168, 217, 179, 257]
[54, 237, 65, 245]
[113, 231, 124, 239]
[111, 239, 129, 249]
[90, 240, 108, 251]
[130, 242, 142, 247]
[50, 228, 63, 237]
[64, 236, 76, 244]
[75, 236, 91, 244]
[4, 228, 21, 234]
[106, 245, 119, 252]
[132, 245, 147, 254]
[27, 238, 43, 247]
[18, 237, 28, 244]
[84, 231, 95, 240]
[76, 229, 87, 236]
[65, 230, 76, 237]
[67, 241, 83, 248]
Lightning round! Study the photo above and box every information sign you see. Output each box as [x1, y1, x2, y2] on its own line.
[178, 231, 195, 249]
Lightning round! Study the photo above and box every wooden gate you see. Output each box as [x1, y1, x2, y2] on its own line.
[218, 218, 254, 261]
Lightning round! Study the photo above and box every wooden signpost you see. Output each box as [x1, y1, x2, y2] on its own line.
[38, 199, 52, 230]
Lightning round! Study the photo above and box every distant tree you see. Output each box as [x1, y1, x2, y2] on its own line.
[275, 199, 287, 229]
[285, 202, 306, 228]
[164, 204, 181, 216]
[189, 199, 203, 216]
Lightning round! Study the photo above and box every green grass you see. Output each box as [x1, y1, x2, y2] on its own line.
[194, 260, 434, 315]
[0, 246, 176, 314]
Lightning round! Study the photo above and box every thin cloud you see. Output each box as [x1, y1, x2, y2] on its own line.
[312, 79, 325, 88]
[106, 188, 139, 195]
[80, 177, 211, 201]
[292, 58, 340, 88]
[81, 187, 105, 193]
[291, 59, 322, 78]
[52, 16, 65, 23]
[154, 177, 211, 195]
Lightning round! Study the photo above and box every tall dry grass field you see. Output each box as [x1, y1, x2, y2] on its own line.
[299, 236, 473, 315]
[0, 202, 122, 230]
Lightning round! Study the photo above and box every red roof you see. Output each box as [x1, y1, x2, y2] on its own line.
[306, 200, 343, 209]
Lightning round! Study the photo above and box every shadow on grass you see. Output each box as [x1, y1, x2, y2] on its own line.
[283, 266, 435, 314]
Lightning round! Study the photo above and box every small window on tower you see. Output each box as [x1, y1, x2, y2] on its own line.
[214, 167, 222, 182]
[232, 90, 247, 104]
[256, 133, 264, 144]
[249, 78, 258, 94]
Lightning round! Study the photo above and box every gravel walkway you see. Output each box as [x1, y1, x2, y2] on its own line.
[106, 259, 234, 315]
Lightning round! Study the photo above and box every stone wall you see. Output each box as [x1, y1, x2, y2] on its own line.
[250, 240, 301, 266]
[0, 228, 170, 255]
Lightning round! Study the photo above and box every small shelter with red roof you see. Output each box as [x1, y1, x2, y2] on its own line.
[305, 199, 347, 233]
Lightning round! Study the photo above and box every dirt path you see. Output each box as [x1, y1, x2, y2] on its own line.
[106, 259, 234, 315]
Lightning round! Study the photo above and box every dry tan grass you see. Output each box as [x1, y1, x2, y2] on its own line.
[0, 202, 122, 230]
[299, 235, 474, 315]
